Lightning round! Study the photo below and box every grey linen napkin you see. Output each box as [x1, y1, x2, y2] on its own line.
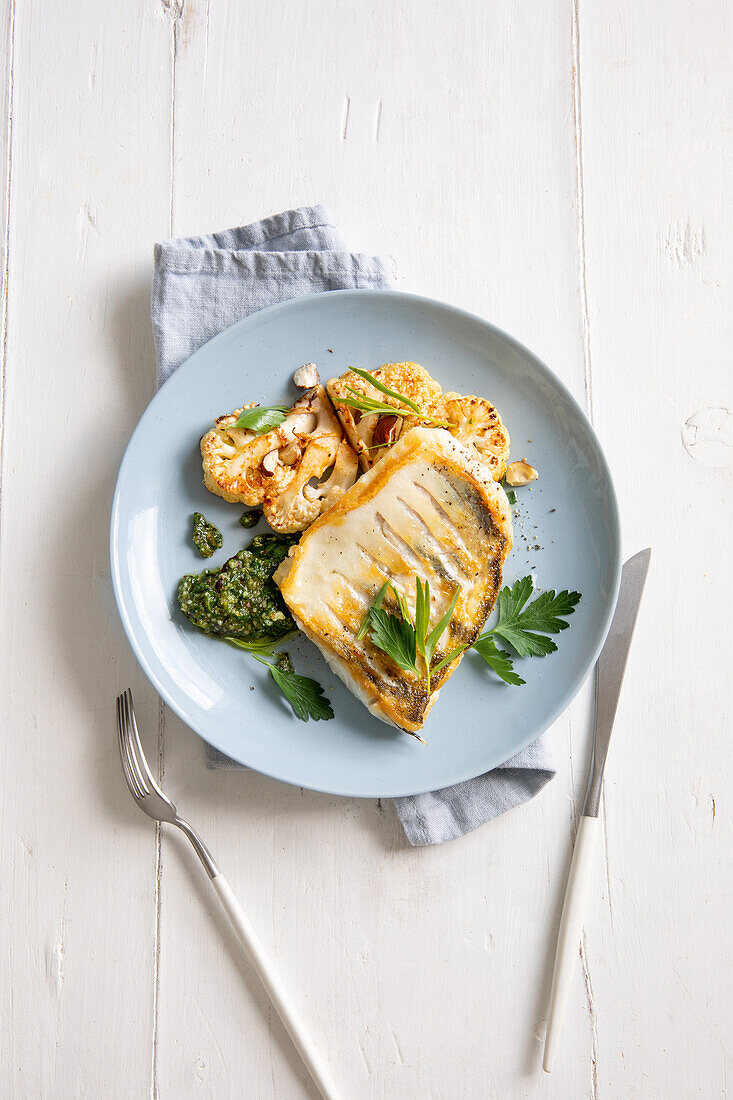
[151, 205, 555, 845]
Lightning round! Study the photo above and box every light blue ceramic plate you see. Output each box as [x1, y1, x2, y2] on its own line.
[111, 290, 620, 798]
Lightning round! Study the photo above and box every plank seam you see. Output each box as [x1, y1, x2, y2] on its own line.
[167, 1, 180, 238]
[151, 700, 165, 1100]
[580, 933, 599, 1100]
[0, 0, 16, 535]
[152, 3, 180, 1095]
[572, 5, 604, 1091]
[571, 0, 594, 423]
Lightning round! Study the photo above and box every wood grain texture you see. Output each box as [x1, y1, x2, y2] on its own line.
[0, 1, 170, 1095]
[157, 2, 594, 1098]
[0, 0, 729, 1097]
[578, 2, 733, 1097]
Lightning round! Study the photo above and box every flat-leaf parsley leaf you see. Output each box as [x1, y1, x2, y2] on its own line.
[472, 634, 526, 686]
[471, 577, 582, 684]
[252, 653, 334, 722]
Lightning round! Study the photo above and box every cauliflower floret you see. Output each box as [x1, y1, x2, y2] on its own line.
[201, 404, 298, 505]
[201, 387, 358, 532]
[438, 393, 510, 481]
[264, 437, 358, 533]
[327, 362, 443, 471]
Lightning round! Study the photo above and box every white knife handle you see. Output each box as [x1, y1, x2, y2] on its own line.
[211, 873, 341, 1100]
[542, 814, 601, 1073]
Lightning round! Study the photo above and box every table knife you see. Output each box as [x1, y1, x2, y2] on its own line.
[542, 547, 651, 1072]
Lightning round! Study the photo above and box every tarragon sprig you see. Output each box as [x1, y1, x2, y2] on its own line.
[359, 578, 465, 696]
[338, 367, 453, 429]
[415, 579, 466, 694]
[223, 633, 296, 656]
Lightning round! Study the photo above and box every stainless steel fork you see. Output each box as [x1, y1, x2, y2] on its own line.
[116, 689, 340, 1100]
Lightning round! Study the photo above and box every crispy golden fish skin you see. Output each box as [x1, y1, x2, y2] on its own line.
[274, 428, 513, 734]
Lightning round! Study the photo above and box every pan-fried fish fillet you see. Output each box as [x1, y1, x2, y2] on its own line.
[274, 428, 513, 734]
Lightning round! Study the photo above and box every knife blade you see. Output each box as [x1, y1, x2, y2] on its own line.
[542, 547, 651, 1072]
[583, 547, 652, 817]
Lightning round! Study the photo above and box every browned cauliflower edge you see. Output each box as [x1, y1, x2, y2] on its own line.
[438, 393, 510, 481]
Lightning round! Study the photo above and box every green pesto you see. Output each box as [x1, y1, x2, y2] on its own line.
[239, 508, 262, 529]
[177, 533, 297, 641]
[274, 651, 295, 675]
[192, 512, 223, 558]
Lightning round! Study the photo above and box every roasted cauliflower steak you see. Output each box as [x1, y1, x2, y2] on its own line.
[201, 386, 359, 533]
[438, 393, 510, 481]
[326, 361, 443, 472]
[327, 361, 510, 480]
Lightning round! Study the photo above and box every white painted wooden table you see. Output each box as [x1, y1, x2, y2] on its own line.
[1, 2, 730, 1096]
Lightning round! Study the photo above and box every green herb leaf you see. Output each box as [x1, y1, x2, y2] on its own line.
[367, 605, 419, 675]
[349, 367, 424, 415]
[337, 368, 454, 428]
[391, 584, 413, 628]
[356, 580, 389, 640]
[472, 635, 526, 685]
[252, 654, 334, 721]
[493, 581, 581, 657]
[499, 479, 518, 505]
[431, 642, 469, 674]
[223, 634, 295, 656]
[414, 577, 430, 655]
[425, 586, 460, 660]
[414, 577, 431, 692]
[231, 405, 289, 434]
[476, 578, 582, 660]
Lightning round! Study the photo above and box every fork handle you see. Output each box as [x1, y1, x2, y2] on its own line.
[211, 873, 341, 1100]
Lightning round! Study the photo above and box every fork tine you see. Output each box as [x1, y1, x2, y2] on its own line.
[118, 692, 149, 799]
[124, 690, 170, 803]
[117, 698, 140, 800]
[117, 694, 145, 801]
[122, 686, 160, 800]
[119, 729, 143, 801]
[120, 691, 151, 797]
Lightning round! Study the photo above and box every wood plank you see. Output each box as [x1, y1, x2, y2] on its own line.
[577, 1, 733, 1095]
[154, 1, 598, 1096]
[0, 2, 171, 1094]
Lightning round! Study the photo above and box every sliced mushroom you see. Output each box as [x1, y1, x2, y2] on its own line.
[261, 450, 280, 475]
[279, 439, 303, 465]
[504, 460, 538, 486]
[293, 362, 320, 388]
[371, 414, 402, 448]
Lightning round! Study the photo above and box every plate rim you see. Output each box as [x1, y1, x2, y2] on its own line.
[110, 288, 621, 797]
